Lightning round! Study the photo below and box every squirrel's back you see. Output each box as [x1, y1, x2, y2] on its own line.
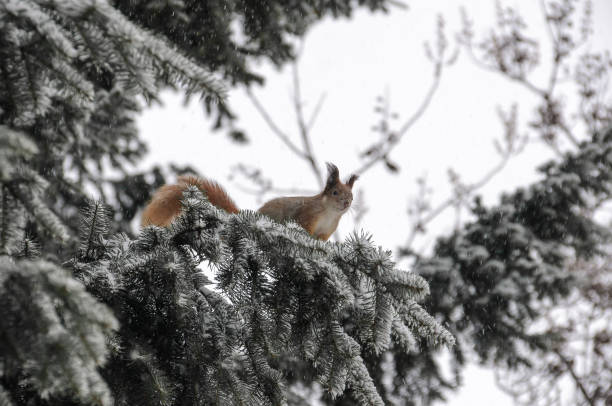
[141, 163, 356, 241]
[141, 175, 239, 227]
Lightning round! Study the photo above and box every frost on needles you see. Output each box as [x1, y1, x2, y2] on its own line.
[58, 187, 454, 406]
[0, 1, 453, 404]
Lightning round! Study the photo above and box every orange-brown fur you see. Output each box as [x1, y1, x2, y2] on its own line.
[141, 175, 239, 227]
[141, 164, 357, 241]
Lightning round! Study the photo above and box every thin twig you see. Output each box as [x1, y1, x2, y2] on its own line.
[405, 152, 512, 249]
[353, 63, 443, 177]
[464, 45, 547, 96]
[539, 0, 561, 95]
[397, 66, 441, 137]
[292, 61, 323, 187]
[307, 92, 327, 132]
[462, 6, 582, 149]
[553, 349, 596, 406]
[558, 121, 580, 146]
[246, 50, 325, 191]
[538, 0, 581, 148]
[246, 89, 307, 159]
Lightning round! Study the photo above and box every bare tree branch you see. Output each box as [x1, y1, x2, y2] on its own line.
[459, 2, 582, 148]
[404, 103, 526, 250]
[558, 120, 580, 145]
[354, 15, 455, 177]
[354, 70, 441, 177]
[539, 0, 561, 94]
[245, 89, 307, 159]
[404, 151, 514, 249]
[462, 44, 547, 96]
[292, 61, 324, 187]
[245, 43, 328, 196]
[554, 349, 596, 406]
[307, 92, 327, 132]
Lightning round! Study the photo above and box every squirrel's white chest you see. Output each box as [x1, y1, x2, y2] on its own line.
[313, 210, 341, 237]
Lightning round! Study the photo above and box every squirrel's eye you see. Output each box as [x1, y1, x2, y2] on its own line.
[332, 190, 338, 196]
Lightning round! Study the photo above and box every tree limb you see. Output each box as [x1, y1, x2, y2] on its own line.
[246, 89, 307, 160]
[292, 61, 324, 187]
[353, 61, 443, 177]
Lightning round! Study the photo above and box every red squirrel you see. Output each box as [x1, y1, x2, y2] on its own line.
[141, 163, 358, 241]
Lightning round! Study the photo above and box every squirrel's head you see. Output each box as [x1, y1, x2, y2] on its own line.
[322, 162, 358, 213]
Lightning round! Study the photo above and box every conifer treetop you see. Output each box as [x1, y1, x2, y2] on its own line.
[68, 189, 454, 406]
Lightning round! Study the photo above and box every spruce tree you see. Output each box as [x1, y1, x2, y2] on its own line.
[0, 1, 454, 405]
[390, 128, 612, 405]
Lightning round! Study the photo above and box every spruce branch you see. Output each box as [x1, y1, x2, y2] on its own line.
[6, 176, 70, 242]
[79, 199, 111, 261]
[0, 258, 117, 406]
[410, 127, 612, 403]
[71, 185, 453, 405]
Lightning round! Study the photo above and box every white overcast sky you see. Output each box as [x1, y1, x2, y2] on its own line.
[136, 1, 612, 404]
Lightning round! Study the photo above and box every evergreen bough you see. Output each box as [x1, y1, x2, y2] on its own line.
[11, 0, 609, 404]
[0, 1, 453, 404]
[390, 127, 612, 404]
[61, 188, 452, 405]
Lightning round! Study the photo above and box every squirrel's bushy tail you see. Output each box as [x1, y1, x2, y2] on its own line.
[141, 175, 239, 227]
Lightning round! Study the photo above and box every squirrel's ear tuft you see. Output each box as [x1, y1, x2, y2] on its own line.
[346, 174, 358, 188]
[325, 162, 340, 189]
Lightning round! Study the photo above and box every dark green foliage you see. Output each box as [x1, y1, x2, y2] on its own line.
[8, 0, 610, 404]
[0, 258, 118, 406]
[0, 0, 224, 253]
[1, 1, 449, 405]
[108, 167, 166, 226]
[331, 127, 612, 406]
[386, 127, 612, 404]
[423, 129, 612, 360]
[79, 200, 111, 262]
[0, 0, 394, 256]
[62, 190, 452, 405]
[115, 0, 390, 85]
[113, 0, 393, 130]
